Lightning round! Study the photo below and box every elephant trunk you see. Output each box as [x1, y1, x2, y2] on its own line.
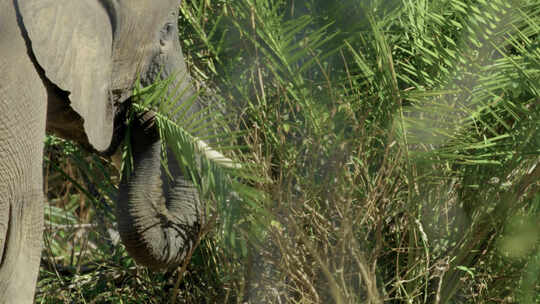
[116, 113, 203, 270]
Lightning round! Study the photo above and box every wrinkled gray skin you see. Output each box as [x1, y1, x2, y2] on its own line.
[0, 1, 203, 303]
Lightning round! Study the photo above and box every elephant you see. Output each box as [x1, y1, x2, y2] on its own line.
[0, 0, 205, 302]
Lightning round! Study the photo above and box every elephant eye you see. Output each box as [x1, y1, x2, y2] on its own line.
[159, 22, 176, 47]
[161, 23, 175, 38]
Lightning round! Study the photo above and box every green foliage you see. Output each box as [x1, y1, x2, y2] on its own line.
[40, 0, 539, 303]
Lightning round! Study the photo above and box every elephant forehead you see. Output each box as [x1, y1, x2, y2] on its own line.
[111, 0, 178, 46]
[117, 0, 179, 16]
[108, 0, 180, 93]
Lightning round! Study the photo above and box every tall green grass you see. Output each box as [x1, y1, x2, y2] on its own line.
[39, 0, 539, 303]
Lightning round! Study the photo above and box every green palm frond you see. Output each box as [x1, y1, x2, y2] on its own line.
[389, 0, 540, 166]
[228, 2, 342, 135]
[127, 72, 270, 256]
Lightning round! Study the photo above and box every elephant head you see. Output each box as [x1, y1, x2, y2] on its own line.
[27, 0, 203, 268]
[0, 0, 203, 301]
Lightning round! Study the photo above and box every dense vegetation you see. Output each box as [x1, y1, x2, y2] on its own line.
[38, 0, 539, 303]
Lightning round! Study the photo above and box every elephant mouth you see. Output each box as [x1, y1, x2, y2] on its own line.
[104, 83, 158, 157]
[111, 88, 133, 105]
[100, 94, 133, 157]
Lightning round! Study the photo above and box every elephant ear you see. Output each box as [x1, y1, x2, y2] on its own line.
[19, 0, 114, 151]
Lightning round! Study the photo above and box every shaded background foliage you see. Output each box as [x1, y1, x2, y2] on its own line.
[39, 0, 539, 303]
